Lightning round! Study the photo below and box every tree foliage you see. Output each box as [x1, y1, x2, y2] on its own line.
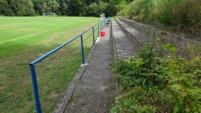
[0, 0, 14, 15]
[118, 0, 201, 27]
[0, 0, 118, 16]
[10, 0, 35, 16]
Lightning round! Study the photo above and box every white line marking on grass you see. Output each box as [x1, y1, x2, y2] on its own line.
[0, 25, 67, 45]
[0, 30, 52, 45]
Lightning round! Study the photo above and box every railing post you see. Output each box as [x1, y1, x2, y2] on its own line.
[98, 23, 100, 37]
[92, 27, 95, 45]
[102, 19, 104, 29]
[29, 64, 42, 113]
[80, 35, 85, 64]
[100, 21, 102, 30]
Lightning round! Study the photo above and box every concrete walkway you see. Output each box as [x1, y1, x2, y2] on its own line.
[54, 20, 139, 113]
[64, 25, 115, 113]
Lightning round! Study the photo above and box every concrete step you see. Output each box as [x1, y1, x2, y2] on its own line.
[116, 18, 153, 45]
[112, 19, 138, 59]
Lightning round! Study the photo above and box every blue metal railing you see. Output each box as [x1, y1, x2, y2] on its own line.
[29, 17, 110, 113]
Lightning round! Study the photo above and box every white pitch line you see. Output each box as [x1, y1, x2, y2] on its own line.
[0, 29, 52, 45]
[0, 25, 66, 45]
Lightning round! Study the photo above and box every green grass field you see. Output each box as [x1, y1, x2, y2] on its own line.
[0, 17, 100, 112]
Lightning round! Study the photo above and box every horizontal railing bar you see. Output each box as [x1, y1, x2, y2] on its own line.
[82, 27, 92, 35]
[30, 35, 80, 65]
[30, 20, 102, 65]
[82, 22, 100, 35]
[81, 21, 101, 35]
[93, 22, 99, 27]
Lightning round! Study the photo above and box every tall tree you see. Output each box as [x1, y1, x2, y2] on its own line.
[109, 0, 122, 5]
[10, 0, 35, 16]
[88, 2, 98, 16]
[32, 0, 45, 15]
[66, 0, 86, 16]
[33, 0, 59, 15]
[43, 0, 60, 12]
[1, 0, 120, 16]
[57, 0, 68, 15]
[0, 0, 14, 16]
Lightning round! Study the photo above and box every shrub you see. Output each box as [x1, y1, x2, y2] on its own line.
[124, 0, 155, 20]
[110, 41, 201, 113]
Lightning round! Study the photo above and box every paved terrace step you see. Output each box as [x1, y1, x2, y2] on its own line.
[120, 18, 201, 47]
[112, 19, 138, 59]
[116, 18, 153, 45]
[120, 17, 201, 41]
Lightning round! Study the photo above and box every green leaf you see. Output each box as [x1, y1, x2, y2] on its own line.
[170, 47, 176, 53]
[185, 105, 190, 112]
[174, 104, 180, 113]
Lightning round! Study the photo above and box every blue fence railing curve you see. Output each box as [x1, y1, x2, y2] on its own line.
[29, 17, 110, 113]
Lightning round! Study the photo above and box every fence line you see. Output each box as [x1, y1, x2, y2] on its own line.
[29, 17, 110, 113]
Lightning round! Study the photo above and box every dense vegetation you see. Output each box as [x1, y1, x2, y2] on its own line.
[118, 0, 201, 28]
[110, 38, 201, 112]
[0, 0, 118, 16]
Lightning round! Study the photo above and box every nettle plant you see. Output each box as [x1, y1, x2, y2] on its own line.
[110, 39, 201, 113]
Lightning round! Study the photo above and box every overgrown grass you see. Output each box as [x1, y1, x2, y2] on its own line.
[0, 17, 100, 112]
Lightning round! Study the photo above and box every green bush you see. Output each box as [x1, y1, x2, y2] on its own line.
[124, 0, 154, 20]
[110, 41, 201, 113]
[120, 0, 201, 27]
[157, 0, 201, 26]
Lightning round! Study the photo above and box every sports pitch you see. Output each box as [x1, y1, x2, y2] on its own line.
[0, 17, 99, 112]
